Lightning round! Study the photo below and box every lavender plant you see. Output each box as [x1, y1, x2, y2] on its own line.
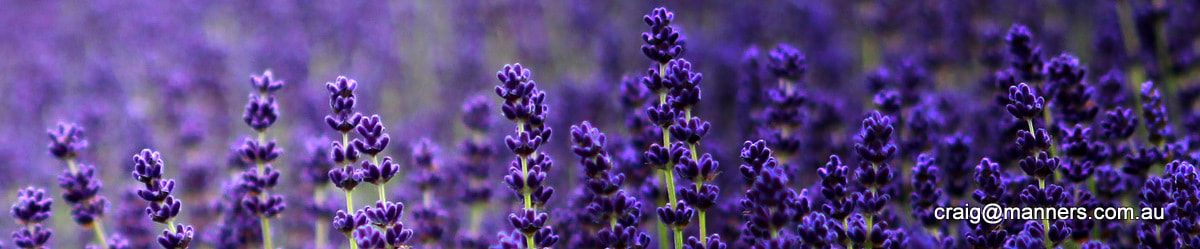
[569, 121, 650, 249]
[324, 76, 366, 248]
[4, 2, 1200, 249]
[495, 63, 558, 248]
[46, 122, 126, 248]
[456, 95, 495, 248]
[410, 138, 446, 247]
[239, 70, 286, 249]
[131, 149, 194, 249]
[10, 187, 52, 249]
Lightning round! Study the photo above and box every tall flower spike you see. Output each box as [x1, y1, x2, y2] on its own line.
[494, 63, 557, 249]
[910, 154, 942, 228]
[324, 75, 366, 249]
[46, 122, 117, 247]
[570, 121, 651, 249]
[410, 138, 446, 246]
[240, 70, 286, 249]
[458, 95, 496, 246]
[131, 149, 194, 249]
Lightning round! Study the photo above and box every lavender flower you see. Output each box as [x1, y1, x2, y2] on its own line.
[641, 7, 685, 64]
[457, 95, 495, 247]
[570, 121, 650, 249]
[910, 154, 941, 228]
[759, 44, 807, 167]
[410, 138, 447, 246]
[850, 111, 896, 249]
[358, 201, 413, 248]
[131, 149, 194, 249]
[10, 187, 52, 249]
[495, 63, 558, 249]
[47, 122, 118, 248]
[239, 70, 287, 249]
[357, 115, 398, 201]
[1139, 81, 1171, 146]
[1006, 24, 1045, 82]
[324, 76, 365, 248]
[737, 140, 809, 247]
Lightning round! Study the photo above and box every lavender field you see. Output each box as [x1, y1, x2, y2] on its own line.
[1, 0, 1199, 248]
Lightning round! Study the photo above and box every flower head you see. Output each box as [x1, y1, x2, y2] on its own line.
[325, 76, 363, 133]
[1006, 24, 1045, 81]
[47, 122, 88, 159]
[641, 7, 685, 64]
[1006, 83, 1045, 120]
[10, 187, 52, 226]
[767, 44, 806, 82]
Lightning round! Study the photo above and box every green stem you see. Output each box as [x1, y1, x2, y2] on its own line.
[92, 218, 108, 247]
[1043, 219, 1052, 249]
[345, 190, 355, 216]
[378, 185, 387, 203]
[517, 120, 537, 249]
[673, 229, 684, 249]
[67, 158, 78, 174]
[664, 170, 678, 210]
[373, 156, 387, 203]
[261, 216, 273, 249]
[469, 203, 484, 235]
[345, 188, 358, 249]
[699, 211, 707, 243]
[521, 154, 532, 209]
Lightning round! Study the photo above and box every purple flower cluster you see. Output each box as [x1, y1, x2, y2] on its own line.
[237, 71, 286, 249]
[6, 2, 1200, 248]
[10, 187, 53, 249]
[494, 63, 559, 249]
[47, 123, 124, 248]
[131, 149, 193, 249]
[322, 76, 414, 249]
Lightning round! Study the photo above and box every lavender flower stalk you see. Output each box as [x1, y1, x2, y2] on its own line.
[10, 187, 52, 249]
[131, 149, 194, 249]
[760, 44, 807, 166]
[325, 76, 365, 249]
[738, 140, 809, 247]
[851, 111, 897, 249]
[240, 70, 286, 249]
[410, 139, 446, 246]
[457, 95, 495, 246]
[47, 122, 117, 248]
[570, 121, 650, 249]
[495, 63, 558, 248]
[1008, 82, 1068, 248]
[665, 58, 723, 247]
[639, 7, 689, 248]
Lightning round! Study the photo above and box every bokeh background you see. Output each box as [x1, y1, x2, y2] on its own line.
[0, 0, 1195, 248]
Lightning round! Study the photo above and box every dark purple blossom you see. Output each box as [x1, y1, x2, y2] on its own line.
[131, 149, 194, 249]
[495, 63, 558, 249]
